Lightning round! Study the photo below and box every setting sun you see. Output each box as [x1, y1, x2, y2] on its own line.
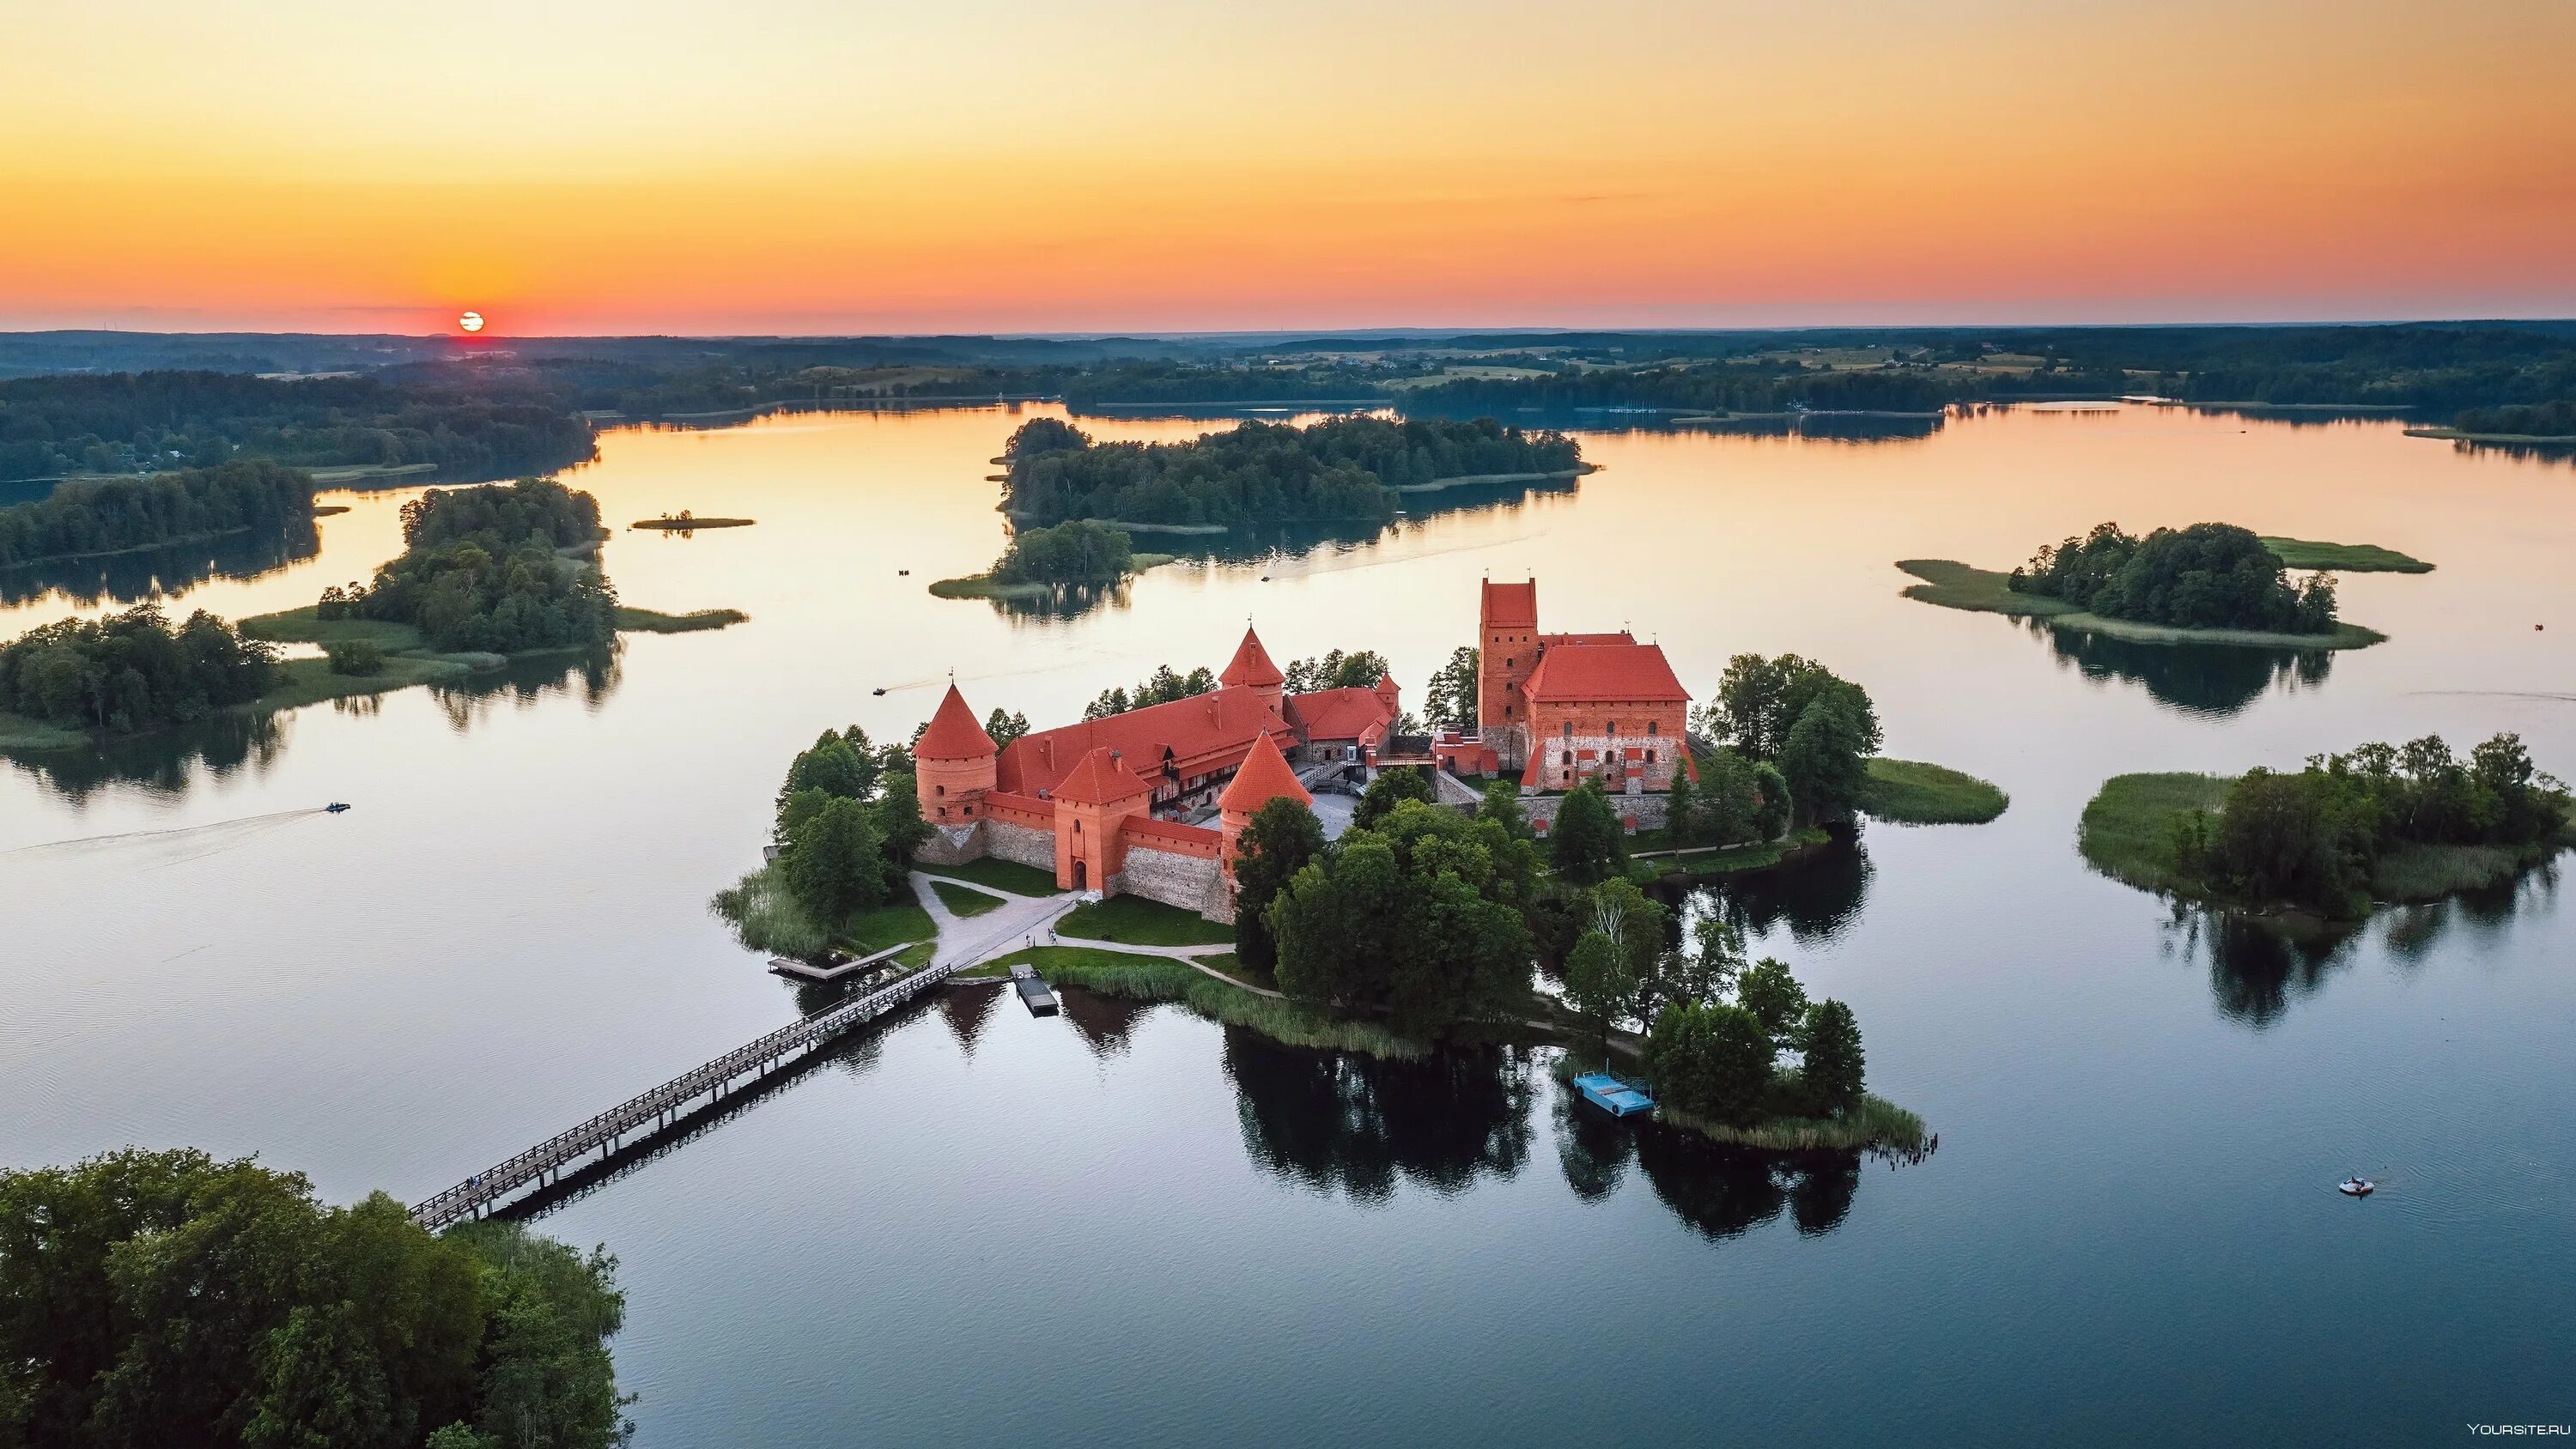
[458, 311, 484, 333]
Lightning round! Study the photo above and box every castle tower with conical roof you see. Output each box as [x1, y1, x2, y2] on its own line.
[914, 682, 999, 828]
[1217, 731, 1312, 899]
[1219, 625, 1286, 717]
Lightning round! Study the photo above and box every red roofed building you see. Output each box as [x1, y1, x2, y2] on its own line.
[914, 625, 1394, 921]
[1479, 576, 1697, 796]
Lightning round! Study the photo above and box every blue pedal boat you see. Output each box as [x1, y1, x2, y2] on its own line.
[1573, 1072, 1656, 1118]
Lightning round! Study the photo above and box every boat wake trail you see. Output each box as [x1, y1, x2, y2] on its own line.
[0, 808, 330, 861]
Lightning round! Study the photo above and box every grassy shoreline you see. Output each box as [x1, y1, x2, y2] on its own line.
[1897, 559, 2386, 650]
[2257, 537, 2433, 573]
[1860, 758, 2009, 824]
[929, 553, 1176, 600]
[955, 946, 1431, 1058]
[2078, 770, 2572, 913]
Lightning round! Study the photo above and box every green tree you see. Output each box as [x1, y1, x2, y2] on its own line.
[1270, 802, 1536, 1029]
[1475, 779, 1527, 835]
[1777, 681, 1880, 826]
[1231, 796, 1327, 973]
[1352, 767, 1434, 831]
[1561, 931, 1635, 1042]
[1643, 1002, 1776, 1125]
[1641, 913, 1743, 1026]
[1799, 999, 1866, 1116]
[1736, 957, 1811, 1048]
[1423, 646, 1479, 731]
[1549, 781, 1627, 886]
[983, 708, 1030, 747]
[781, 796, 888, 927]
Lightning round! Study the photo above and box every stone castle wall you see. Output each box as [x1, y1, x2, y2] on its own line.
[1111, 842, 1226, 920]
[1522, 790, 1668, 836]
[914, 822, 981, 867]
[984, 818, 1057, 874]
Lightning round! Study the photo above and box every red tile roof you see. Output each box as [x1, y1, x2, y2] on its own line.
[1051, 746, 1153, 806]
[1219, 627, 1285, 688]
[914, 683, 997, 761]
[998, 688, 1291, 797]
[1287, 686, 1394, 743]
[1481, 579, 1537, 628]
[1220, 732, 1311, 813]
[1520, 641, 1692, 704]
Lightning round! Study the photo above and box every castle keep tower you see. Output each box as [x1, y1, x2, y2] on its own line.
[914, 682, 998, 827]
[1478, 579, 1539, 767]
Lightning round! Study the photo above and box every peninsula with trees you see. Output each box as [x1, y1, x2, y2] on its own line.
[1899, 521, 2416, 650]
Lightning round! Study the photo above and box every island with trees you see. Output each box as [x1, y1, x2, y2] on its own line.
[1899, 521, 2409, 649]
[2079, 732, 2573, 919]
[928, 518, 1173, 602]
[1, 478, 743, 751]
[0, 1147, 630, 1449]
[996, 414, 1587, 531]
[237, 478, 743, 706]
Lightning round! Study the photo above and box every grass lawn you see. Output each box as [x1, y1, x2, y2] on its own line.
[927, 857, 1064, 895]
[929, 879, 1005, 918]
[2371, 841, 2554, 902]
[2076, 773, 2233, 894]
[2259, 537, 2433, 573]
[1654, 1091, 1929, 1154]
[841, 882, 936, 955]
[963, 946, 1425, 1058]
[1633, 828, 1831, 880]
[1861, 758, 2009, 825]
[1056, 894, 1235, 946]
[1897, 559, 2386, 650]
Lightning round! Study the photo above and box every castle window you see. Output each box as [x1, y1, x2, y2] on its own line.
[1646, 749, 1656, 764]
[964, 804, 975, 816]
[937, 806, 947, 819]
[1607, 719, 1616, 737]
[1646, 720, 1658, 736]
[1074, 819, 1082, 834]
[935, 784, 945, 796]
[1562, 721, 1573, 738]
[1561, 751, 1572, 766]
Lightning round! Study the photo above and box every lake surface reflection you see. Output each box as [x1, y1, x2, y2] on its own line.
[6, 402, 2574, 1446]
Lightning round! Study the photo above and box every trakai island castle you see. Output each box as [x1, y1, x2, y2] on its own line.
[915, 578, 1696, 923]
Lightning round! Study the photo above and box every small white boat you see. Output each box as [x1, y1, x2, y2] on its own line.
[2338, 1178, 2374, 1197]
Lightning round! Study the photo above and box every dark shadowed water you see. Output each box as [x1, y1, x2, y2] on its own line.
[5, 403, 2573, 1445]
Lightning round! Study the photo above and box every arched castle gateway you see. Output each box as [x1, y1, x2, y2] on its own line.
[916, 586, 1697, 920]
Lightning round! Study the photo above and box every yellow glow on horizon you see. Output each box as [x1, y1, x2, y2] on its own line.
[3, 0, 2573, 330]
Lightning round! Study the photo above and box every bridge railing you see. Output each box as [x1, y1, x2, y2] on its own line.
[409, 958, 962, 1229]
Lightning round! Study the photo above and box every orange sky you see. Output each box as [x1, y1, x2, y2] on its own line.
[4, 0, 2573, 333]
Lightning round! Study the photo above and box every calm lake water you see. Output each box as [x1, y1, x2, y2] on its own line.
[5, 403, 2573, 1446]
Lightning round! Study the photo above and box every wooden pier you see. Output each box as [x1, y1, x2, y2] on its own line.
[768, 939, 918, 984]
[408, 958, 964, 1230]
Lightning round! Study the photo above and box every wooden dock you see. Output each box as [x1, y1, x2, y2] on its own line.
[409, 957, 964, 1230]
[1010, 961, 1059, 1016]
[768, 939, 918, 984]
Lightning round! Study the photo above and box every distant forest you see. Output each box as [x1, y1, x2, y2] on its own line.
[325, 478, 617, 653]
[0, 459, 313, 570]
[0, 371, 597, 482]
[6, 322, 2576, 472]
[999, 415, 1583, 528]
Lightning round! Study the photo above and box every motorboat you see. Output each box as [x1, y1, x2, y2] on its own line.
[2338, 1178, 2375, 1197]
[872, 688, 888, 696]
[324, 802, 352, 814]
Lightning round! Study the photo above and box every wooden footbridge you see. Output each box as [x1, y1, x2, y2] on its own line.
[408, 955, 963, 1230]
